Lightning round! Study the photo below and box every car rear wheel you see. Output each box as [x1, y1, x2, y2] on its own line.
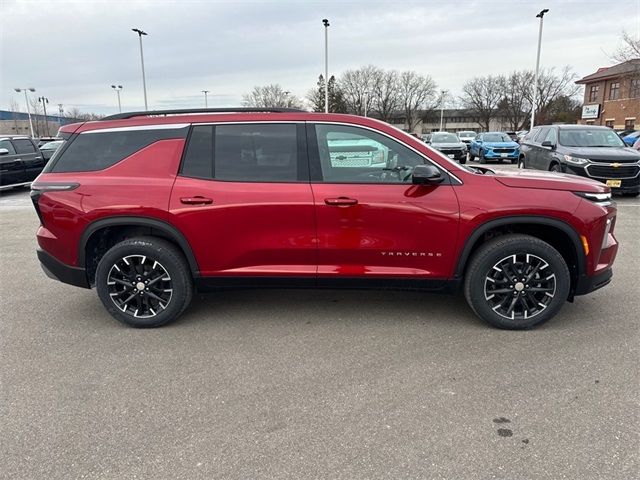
[518, 156, 526, 169]
[95, 237, 193, 327]
[464, 234, 570, 329]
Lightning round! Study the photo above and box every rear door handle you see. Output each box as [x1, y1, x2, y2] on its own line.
[324, 197, 358, 206]
[180, 196, 213, 205]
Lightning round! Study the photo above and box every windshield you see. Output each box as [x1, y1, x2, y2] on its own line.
[431, 133, 459, 143]
[458, 131, 476, 137]
[482, 133, 511, 142]
[559, 129, 625, 147]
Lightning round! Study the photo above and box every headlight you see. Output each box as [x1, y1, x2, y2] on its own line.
[573, 191, 612, 206]
[563, 155, 589, 165]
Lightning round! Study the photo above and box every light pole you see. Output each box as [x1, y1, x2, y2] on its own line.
[38, 96, 50, 136]
[14, 87, 36, 138]
[363, 90, 369, 117]
[132, 28, 149, 110]
[111, 85, 123, 113]
[202, 90, 210, 108]
[322, 19, 330, 113]
[531, 8, 549, 129]
[439, 90, 447, 131]
[58, 104, 64, 127]
[284, 90, 290, 108]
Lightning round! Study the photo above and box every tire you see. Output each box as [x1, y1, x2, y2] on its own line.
[464, 234, 570, 330]
[518, 156, 526, 169]
[479, 149, 486, 164]
[95, 237, 193, 327]
[510, 157, 518, 164]
[459, 154, 467, 165]
[468, 151, 475, 162]
[550, 163, 562, 173]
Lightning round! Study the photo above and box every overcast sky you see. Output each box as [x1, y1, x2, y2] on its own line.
[1, 0, 639, 115]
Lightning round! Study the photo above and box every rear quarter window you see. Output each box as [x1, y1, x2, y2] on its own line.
[47, 126, 188, 173]
[12, 139, 37, 154]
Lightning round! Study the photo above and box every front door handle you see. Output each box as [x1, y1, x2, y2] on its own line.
[324, 197, 358, 206]
[180, 196, 213, 205]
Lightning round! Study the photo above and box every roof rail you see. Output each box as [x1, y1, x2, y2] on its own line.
[101, 107, 307, 121]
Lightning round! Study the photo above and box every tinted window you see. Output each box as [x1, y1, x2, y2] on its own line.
[483, 133, 511, 142]
[214, 124, 298, 182]
[12, 139, 36, 154]
[559, 128, 625, 148]
[181, 126, 213, 178]
[534, 127, 550, 143]
[544, 128, 558, 144]
[48, 126, 188, 173]
[0, 140, 17, 154]
[314, 124, 425, 183]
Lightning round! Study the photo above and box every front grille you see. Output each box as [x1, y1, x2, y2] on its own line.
[492, 148, 515, 154]
[585, 164, 640, 179]
[440, 149, 463, 156]
[330, 152, 372, 167]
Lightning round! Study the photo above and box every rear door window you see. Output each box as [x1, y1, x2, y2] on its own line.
[214, 124, 301, 182]
[533, 128, 550, 143]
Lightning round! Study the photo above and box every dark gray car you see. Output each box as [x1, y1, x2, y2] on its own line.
[0, 136, 45, 189]
[427, 132, 467, 163]
[519, 125, 640, 196]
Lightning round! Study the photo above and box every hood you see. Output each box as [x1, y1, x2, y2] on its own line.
[483, 141, 519, 148]
[432, 142, 465, 148]
[562, 146, 640, 163]
[491, 168, 608, 193]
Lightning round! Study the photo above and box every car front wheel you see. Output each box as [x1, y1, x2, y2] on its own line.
[464, 234, 570, 329]
[95, 237, 193, 327]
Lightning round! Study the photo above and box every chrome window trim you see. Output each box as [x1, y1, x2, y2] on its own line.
[80, 124, 190, 134]
[307, 121, 464, 185]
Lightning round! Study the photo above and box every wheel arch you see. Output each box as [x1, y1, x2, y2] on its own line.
[80, 216, 199, 284]
[454, 216, 586, 286]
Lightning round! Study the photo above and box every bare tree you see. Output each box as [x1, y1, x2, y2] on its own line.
[612, 30, 640, 63]
[397, 71, 437, 131]
[9, 99, 21, 134]
[242, 84, 304, 109]
[64, 108, 104, 121]
[370, 70, 401, 122]
[524, 66, 579, 125]
[498, 71, 533, 131]
[339, 65, 383, 115]
[29, 96, 43, 137]
[460, 75, 503, 131]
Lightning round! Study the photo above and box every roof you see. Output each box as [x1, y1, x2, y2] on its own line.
[576, 59, 640, 84]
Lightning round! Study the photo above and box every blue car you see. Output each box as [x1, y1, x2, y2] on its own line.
[622, 131, 640, 146]
[469, 132, 520, 164]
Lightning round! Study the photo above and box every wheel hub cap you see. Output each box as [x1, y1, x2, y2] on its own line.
[514, 282, 525, 292]
[136, 281, 145, 291]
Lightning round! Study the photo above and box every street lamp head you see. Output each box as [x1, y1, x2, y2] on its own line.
[111, 84, 116, 89]
[322, 19, 329, 27]
[14, 88, 21, 92]
[28, 88, 36, 92]
[118, 85, 123, 89]
[536, 8, 549, 18]
[132, 28, 147, 36]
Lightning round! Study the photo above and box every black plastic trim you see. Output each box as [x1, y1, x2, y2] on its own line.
[102, 108, 305, 121]
[78, 217, 200, 275]
[454, 216, 587, 278]
[574, 268, 613, 296]
[37, 248, 90, 289]
[195, 275, 458, 293]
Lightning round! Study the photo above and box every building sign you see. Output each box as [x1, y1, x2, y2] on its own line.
[582, 104, 600, 119]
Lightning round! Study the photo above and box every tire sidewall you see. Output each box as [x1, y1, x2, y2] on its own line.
[95, 238, 192, 327]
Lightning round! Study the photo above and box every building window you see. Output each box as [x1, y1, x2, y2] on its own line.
[605, 120, 614, 128]
[588, 85, 599, 102]
[630, 79, 640, 98]
[609, 82, 620, 100]
[625, 119, 635, 130]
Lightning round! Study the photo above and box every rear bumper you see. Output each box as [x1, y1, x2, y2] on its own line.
[37, 248, 90, 289]
[574, 267, 613, 296]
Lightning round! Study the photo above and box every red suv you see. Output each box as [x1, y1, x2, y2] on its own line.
[32, 108, 618, 329]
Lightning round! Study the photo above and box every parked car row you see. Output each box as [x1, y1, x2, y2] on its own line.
[0, 136, 62, 190]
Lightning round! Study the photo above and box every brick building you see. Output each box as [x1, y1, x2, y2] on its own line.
[576, 59, 640, 130]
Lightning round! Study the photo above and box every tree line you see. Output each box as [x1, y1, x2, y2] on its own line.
[243, 64, 582, 131]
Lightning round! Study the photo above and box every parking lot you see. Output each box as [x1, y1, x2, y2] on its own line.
[1, 164, 638, 479]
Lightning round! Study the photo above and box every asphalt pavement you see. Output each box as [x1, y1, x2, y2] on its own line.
[1, 166, 638, 479]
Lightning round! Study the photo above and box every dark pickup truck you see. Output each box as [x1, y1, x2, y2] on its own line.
[0, 136, 46, 190]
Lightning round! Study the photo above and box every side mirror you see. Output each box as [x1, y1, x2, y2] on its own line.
[412, 165, 445, 185]
[541, 140, 555, 149]
[0, 148, 9, 156]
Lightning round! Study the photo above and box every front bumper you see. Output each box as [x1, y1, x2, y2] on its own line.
[484, 150, 519, 159]
[37, 248, 90, 289]
[574, 267, 613, 296]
